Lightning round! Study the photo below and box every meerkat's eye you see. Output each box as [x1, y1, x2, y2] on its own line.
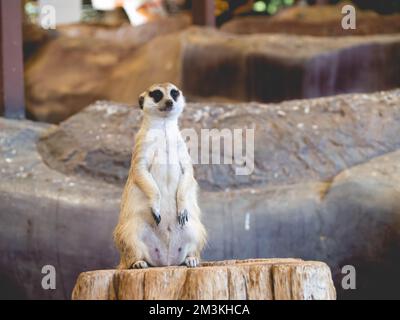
[170, 89, 180, 102]
[149, 90, 163, 103]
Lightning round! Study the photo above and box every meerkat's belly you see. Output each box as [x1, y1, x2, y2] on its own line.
[141, 219, 197, 266]
[143, 162, 197, 267]
[141, 135, 197, 266]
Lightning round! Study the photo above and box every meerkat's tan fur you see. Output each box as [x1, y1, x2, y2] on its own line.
[114, 83, 206, 269]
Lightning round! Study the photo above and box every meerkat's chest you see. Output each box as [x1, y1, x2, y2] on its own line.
[148, 131, 182, 195]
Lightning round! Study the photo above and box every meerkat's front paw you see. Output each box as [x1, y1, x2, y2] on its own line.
[177, 209, 189, 226]
[185, 256, 199, 268]
[151, 207, 161, 225]
[131, 260, 149, 269]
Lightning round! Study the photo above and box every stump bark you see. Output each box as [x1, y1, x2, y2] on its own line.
[72, 259, 336, 300]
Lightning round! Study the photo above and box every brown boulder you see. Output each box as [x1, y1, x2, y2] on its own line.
[222, 4, 400, 36]
[26, 19, 400, 123]
[25, 15, 191, 123]
[56, 14, 191, 48]
[273, 3, 378, 23]
[37, 90, 400, 191]
[103, 27, 400, 106]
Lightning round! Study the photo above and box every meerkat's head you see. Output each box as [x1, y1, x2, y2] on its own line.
[138, 83, 185, 119]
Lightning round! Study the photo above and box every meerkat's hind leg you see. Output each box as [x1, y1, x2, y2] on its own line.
[185, 256, 200, 268]
[131, 260, 149, 269]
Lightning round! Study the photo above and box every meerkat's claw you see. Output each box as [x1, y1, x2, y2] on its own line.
[131, 260, 149, 269]
[151, 208, 161, 225]
[178, 209, 189, 226]
[185, 257, 199, 268]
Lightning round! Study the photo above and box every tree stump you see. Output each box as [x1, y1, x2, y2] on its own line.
[72, 259, 336, 300]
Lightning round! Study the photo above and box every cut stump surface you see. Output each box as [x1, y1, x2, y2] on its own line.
[72, 259, 336, 300]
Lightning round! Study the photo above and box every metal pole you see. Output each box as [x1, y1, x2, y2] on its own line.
[192, 0, 215, 27]
[0, 0, 25, 119]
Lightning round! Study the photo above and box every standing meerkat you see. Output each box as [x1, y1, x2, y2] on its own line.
[114, 83, 206, 269]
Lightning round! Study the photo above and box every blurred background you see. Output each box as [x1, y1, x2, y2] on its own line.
[21, 0, 400, 122]
[1, 0, 400, 300]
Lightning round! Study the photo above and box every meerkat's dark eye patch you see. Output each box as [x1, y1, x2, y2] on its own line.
[138, 96, 144, 109]
[170, 89, 180, 102]
[149, 90, 163, 103]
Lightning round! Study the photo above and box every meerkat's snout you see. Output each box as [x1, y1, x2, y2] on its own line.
[160, 99, 174, 112]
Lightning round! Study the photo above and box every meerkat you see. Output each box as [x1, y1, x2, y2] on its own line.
[113, 83, 207, 269]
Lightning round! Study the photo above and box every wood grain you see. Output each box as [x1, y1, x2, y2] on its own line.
[72, 259, 336, 300]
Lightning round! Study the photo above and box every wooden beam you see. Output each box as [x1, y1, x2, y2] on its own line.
[0, 0, 25, 119]
[192, 0, 215, 27]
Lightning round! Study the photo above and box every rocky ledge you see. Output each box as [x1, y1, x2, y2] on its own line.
[222, 4, 400, 36]
[37, 90, 400, 191]
[26, 25, 400, 122]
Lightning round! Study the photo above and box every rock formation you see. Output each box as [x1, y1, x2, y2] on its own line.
[25, 10, 400, 123]
[38, 90, 400, 191]
[95, 27, 400, 109]
[222, 4, 400, 36]
[1, 90, 400, 299]
[25, 15, 191, 123]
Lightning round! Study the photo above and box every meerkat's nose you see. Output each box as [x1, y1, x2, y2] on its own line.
[165, 100, 173, 108]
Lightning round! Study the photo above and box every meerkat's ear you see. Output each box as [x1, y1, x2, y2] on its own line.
[138, 94, 145, 110]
